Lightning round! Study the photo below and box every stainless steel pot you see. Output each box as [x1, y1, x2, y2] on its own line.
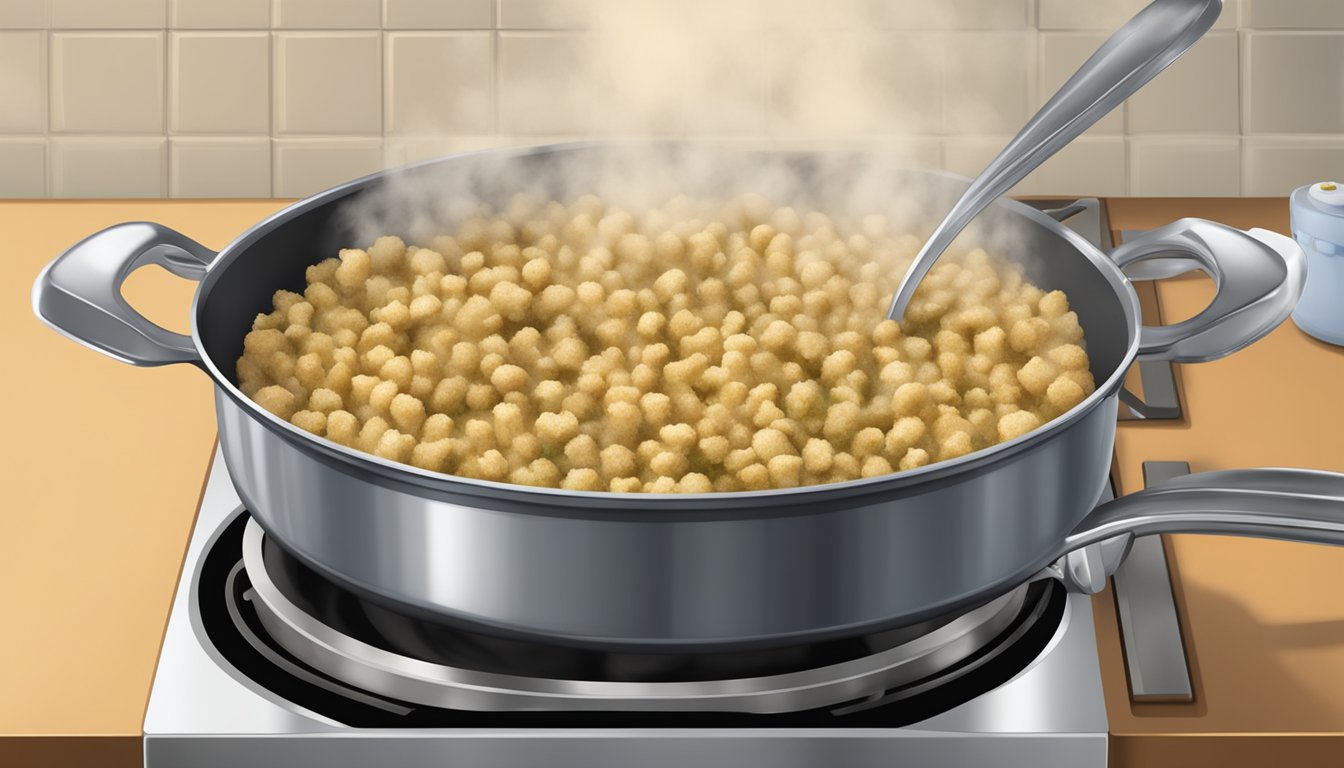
[33, 143, 1344, 652]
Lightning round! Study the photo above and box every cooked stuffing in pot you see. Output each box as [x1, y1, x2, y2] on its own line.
[236, 195, 1095, 492]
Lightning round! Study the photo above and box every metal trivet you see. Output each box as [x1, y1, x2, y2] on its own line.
[238, 516, 1043, 715]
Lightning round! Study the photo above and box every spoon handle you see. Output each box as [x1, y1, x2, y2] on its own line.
[886, 0, 1223, 321]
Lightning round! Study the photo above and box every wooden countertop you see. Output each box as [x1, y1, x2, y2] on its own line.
[0, 201, 288, 765]
[1105, 199, 1344, 764]
[3, 198, 1341, 766]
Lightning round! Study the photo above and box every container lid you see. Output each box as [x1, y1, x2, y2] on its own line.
[1292, 183, 1344, 248]
[1309, 182, 1344, 210]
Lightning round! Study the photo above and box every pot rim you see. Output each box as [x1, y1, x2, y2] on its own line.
[190, 140, 1142, 514]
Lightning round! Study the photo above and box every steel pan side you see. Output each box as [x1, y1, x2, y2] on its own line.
[191, 145, 1139, 517]
[217, 387, 1117, 650]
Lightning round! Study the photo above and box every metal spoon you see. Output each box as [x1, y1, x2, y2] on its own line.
[886, 0, 1223, 321]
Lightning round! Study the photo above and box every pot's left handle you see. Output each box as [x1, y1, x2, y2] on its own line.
[1110, 219, 1305, 363]
[32, 222, 215, 367]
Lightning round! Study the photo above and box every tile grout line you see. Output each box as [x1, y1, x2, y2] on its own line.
[1236, 5, 1249, 196]
[379, 11, 386, 166]
[46, 25, 54, 195]
[270, 1, 278, 197]
[271, 27, 277, 196]
[43, 27, 50, 196]
[492, 0, 501, 136]
[163, 1, 170, 198]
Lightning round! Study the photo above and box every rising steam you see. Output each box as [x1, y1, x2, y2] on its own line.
[361, 0, 1045, 270]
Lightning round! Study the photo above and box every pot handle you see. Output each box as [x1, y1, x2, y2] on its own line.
[1109, 219, 1305, 363]
[32, 222, 215, 367]
[1064, 469, 1344, 558]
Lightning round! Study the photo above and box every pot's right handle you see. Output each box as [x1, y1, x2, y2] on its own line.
[1110, 219, 1306, 363]
[33, 222, 215, 367]
[1064, 469, 1344, 555]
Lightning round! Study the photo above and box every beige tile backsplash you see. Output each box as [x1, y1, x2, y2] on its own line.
[1243, 136, 1344, 196]
[171, 32, 270, 133]
[51, 32, 164, 133]
[1, 0, 1341, 198]
[170, 0, 271, 29]
[1242, 0, 1344, 30]
[1127, 33, 1240, 134]
[273, 0, 380, 30]
[1130, 136, 1242, 195]
[1243, 32, 1344, 134]
[942, 32, 1033, 135]
[272, 137, 382, 196]
[49, 136, 166, 197]
[0, 0, 49, 29]
[385, 32, 493, 134]
[498, 32, 595, 134]
[169, 136, 272, 197]
[51, 0, 165, 29]
[274, 32, 381, 134]
[0, 137, 47, 196]
[384, 0, 493, 30]
[0, 31, 45, 133]
[496, 0, 589, 30]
